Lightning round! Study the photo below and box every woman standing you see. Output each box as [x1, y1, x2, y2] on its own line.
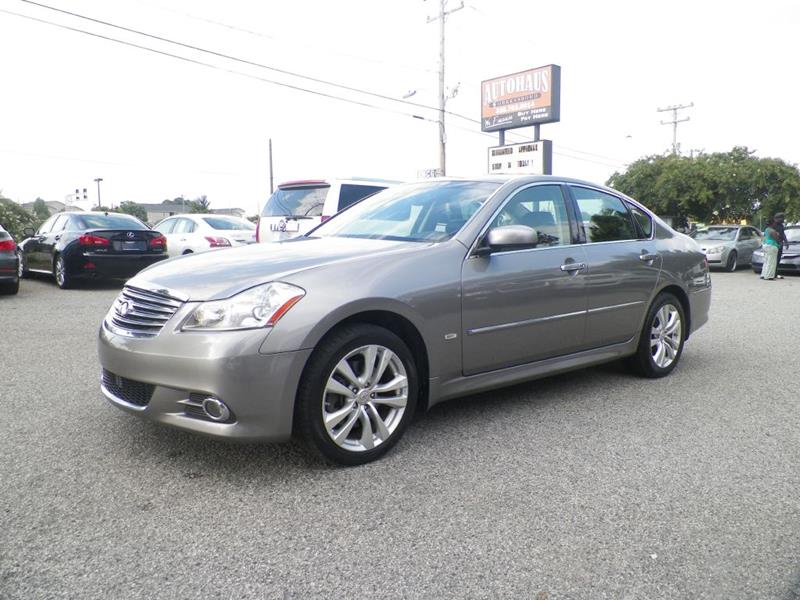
[760, 218, 781, 280]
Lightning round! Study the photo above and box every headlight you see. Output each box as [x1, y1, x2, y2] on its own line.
[706, 246, 725, 254]
[182, 282, 305, 331]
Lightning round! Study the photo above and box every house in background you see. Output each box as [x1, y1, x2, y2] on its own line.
[22, 200, 83, 215]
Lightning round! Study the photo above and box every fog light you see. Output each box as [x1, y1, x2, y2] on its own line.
[201, 397, 230, 422]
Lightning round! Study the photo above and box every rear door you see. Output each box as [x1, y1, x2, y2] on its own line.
[461, 183, 588, 375]
[737, 227, 760, 262]
[569, 186, 661, 349]
[25, 215, 56, 270]
[153, 218, 178, 256]
[40, 214, 70, 266]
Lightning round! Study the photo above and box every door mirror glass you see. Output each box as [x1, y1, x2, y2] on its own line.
[480, 225, 539, 254]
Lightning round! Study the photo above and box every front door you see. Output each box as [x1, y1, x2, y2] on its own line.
[461, 184, 588, 376]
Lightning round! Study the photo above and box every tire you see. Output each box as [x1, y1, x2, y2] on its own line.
[182, 250, 193, 255]
[53, 255, 73, 289]
[725, 251, 738, 272]
[0, 278, 19, 295]
[630, 293, 686, 378]
[295, 323, 418, 466]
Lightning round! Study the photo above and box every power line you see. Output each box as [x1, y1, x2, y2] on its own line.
[0, 7, 441, 124]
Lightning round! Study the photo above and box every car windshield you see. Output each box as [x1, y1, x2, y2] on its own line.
[786, 228, 800, 242]
[201, 216, 255, 230]
[693, 227, 737, 241]
[262, 185, 330, 218]
[310, 181, 501, 242]
[74, 214, 148, 230]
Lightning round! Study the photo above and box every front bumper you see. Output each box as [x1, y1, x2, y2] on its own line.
[98, 319, 313, 441]
[751, 253, 800, 273]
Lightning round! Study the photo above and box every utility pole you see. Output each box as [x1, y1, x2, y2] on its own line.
[428, 0, 463, 176]
[269, 138, 274, 194]
[657, 102, 693, 155]
[94, 177, 103, 208]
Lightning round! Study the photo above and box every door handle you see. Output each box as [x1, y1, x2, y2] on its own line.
[54, 235, 61, 241]
[639, 252, 658, 262]
[560, 262, 586, 273]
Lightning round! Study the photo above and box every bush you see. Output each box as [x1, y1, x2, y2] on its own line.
[0, 197, 40, 240]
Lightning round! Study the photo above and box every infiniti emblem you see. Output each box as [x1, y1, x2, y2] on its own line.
[126, 231, 135, 239]
[118, 301, 131, 317]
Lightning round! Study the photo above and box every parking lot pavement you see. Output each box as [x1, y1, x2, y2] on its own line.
[1, 272, 799, 599]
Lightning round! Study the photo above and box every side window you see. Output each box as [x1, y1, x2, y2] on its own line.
[491, 185, 571, 247]
[338, 184, 385, 211]
[627, 203, 653, 239]
[155, 219, 176, 234]
[37, 216, 57, 235]
[50, 215, 69, 233]
[173, 219, 195, 234]
[572, 187, 637, 243]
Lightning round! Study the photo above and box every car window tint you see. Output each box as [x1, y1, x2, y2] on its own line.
[201, 216, 254, 230]
[51, 214, 69, 232]
[338, 184, 385, 211]
[491, 185, 571, 247]
[155, 219, 176, 234]
[74, 214, 148, 230]
[627, 203, 652, 238]
[262, 186, 329, 217]
[572, 187, 637, 243]
[38, 215, 57, 235]
[173, 218, 194, 234]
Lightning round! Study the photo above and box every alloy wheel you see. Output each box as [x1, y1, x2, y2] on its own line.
[55, 257, 65, 287]
[650, 304, 682, 369]
[322, 344, 408, 452]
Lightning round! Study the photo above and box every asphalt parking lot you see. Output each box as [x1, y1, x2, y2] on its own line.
[1, 270, 799, 599]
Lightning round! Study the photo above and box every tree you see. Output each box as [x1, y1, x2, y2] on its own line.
[118, 201, 148, 223]
[607, 147, 800, 224]
[188, 195, 211, 213]
[92, 205, 117, 213]
[0, 196, 40, 240]
[32, 197, 51, 220]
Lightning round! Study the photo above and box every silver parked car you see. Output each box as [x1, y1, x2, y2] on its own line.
[692, 225, 762, 271]
[98, 177, 711, 465]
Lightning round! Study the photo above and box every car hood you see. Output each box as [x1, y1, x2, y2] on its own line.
[129, 236, 431, 301]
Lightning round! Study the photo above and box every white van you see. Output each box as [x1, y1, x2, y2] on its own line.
[256, 178, 398, 243]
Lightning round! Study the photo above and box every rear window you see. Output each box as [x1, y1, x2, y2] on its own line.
[262, 186, 330, 217]
[201, 216, 255, 230]
[338, 184, 385, 211]
[74, 214, 148, 230]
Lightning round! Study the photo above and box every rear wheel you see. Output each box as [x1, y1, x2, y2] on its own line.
[725, 251, 738, 272]
[630, 293, 686, 378]
[54, 255, 73, 289]
[18, 253, 30, 279]
[295, 324, 418, 466]
[0, 278, 18, 295]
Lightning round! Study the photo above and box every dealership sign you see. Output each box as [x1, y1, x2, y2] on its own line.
[481, 64, 561, 132]
[487, 140, 553, 175]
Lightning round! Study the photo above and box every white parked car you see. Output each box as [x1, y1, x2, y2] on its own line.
[256, 178, 398, 243]
[153, 214, 256, 257]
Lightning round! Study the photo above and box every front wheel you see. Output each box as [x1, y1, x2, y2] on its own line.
[295, 324, 418, 466]
[630, 293, 686, 378]
[54, 255, 73, 289]
[725, 251, 738, 272]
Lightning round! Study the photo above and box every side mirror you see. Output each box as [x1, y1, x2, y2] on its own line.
[475, 225, 539, 256]
[23, 227, 36, 238]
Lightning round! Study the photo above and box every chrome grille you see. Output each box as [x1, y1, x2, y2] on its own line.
[106, 285, 184, 338]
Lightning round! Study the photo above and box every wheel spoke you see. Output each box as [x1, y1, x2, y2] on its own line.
[664, 313, 681, 336]
[324, 402, 356, 429]
[325, 378, 356, 399]
[366, 403, 391, 441]
[335, 359, 361, 389]
[653, 341, 665, 367]
[372, 374, 407, 394]
[370, 348, 393, 387]
[371, 394, 407, 409]
[333, 409, 361, 445]
[360, 346, 377, 385]
[358, 407, 374, 450]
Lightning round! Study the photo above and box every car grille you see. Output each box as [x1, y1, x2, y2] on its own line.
[106, 285, 184, 338]
[102, 369, 154, 407]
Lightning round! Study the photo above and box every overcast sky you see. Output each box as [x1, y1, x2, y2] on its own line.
[1, 0, 798, 214]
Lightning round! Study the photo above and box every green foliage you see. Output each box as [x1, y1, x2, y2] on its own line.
[0, 197, 41, 240]
[32, 197, 51, 220]
[117, 201, 148, 223]
[607, 147, 800, 224]
[188, 195, 211, 213]
[92, 205, 117, 213]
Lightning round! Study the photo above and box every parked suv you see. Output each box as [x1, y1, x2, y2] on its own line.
[256, 178, 397, 243]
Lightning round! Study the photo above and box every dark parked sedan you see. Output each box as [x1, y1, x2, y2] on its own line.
[99, 176, 711, 465]
[0, 223, 20, 295]
[19, 212, 168, 289]
[751, 226, 800, 274]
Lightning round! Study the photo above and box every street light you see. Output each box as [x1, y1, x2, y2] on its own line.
[94, 177, 103, 208]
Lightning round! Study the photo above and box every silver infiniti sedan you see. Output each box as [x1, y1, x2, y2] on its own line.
[98, 177, 711, 465]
